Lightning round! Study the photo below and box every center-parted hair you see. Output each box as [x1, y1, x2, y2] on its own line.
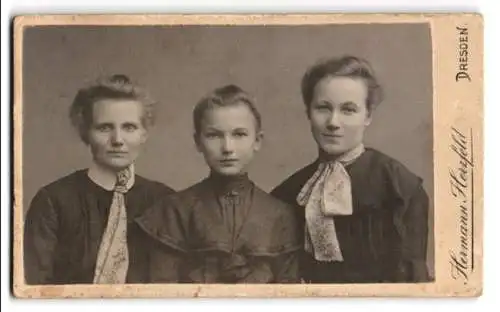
[301, 55, 383, 113]
[193, 84, 262, 135]
[69, 74, 156, 144]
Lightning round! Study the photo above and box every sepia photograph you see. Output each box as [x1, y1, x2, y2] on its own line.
[11, 14, 483, 298]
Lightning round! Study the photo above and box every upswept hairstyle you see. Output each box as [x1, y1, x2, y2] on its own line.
[301, 55, 383, 113]
[69, 74, 156, 144]
[193, 84, 262, 135]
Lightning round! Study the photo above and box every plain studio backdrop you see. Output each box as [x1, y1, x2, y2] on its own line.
[22, 23, 434, 276]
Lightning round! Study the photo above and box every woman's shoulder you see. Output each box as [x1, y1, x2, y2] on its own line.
[254, 184, 302, 228]
[270, 161, 319, 202]
[27, 170, 90, 217]
[137, 179, 206, 219]
[133, 184, 195, 250]
[134, 179, 218, 252]
[36, 169, 89, 197]
[359, 148, 424, 196]
[168, 179, 209, 207]
[363, 148, 422, 180]
[247, 186, 302, 255]
[253, 185, 298, 217]
[134, 174, 176, 196]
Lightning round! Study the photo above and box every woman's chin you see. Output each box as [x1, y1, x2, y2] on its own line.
[318, 144, 349, 157]
[98, 159, 133, 172]
[211, 166, 244, 177]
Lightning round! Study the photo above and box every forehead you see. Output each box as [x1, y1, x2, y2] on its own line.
[313, 76, 368, 103]
[201, 103, 257, 130]
[92, 99, 143, 123]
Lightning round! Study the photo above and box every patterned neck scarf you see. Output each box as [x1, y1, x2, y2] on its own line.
[296, 144, 365, 262]
[93, 167, 132, 284]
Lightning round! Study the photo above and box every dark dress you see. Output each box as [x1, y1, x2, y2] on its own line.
[23, 169, 175, 285]
[271, 148, 431, 283]
[136, 174, 302, 283]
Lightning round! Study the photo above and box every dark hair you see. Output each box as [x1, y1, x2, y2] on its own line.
[69, 74, 156, 144]
[193, 84, 262, 135]
[301, 55, 383, 113]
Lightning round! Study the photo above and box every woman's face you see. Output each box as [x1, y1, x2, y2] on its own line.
[308, 76, 371, 157]
[87, 99, 148, 172]
[195, 103, 263, 177]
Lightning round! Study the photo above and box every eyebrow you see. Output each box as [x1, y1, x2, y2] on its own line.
[93, 121, 113, 127]
[93, 121, 140, 126]
[202, 126, 251, 132]
[314, 100, 360, 107]
[340, 101, 360, 107]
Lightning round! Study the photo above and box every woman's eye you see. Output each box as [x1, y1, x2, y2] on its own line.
[123, 124, 138, 131]
[341, 104, 359, 114]
[96, 124, 112, 132]
[234, 132, 248, 137]
[204, 132, 219, 138]
[314, 104, 331, 112]
[342, 107, 357, 113]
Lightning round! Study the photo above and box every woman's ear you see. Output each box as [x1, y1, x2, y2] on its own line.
[253, 130, 264, 152]
[80, 125, 91, 146]
[365, 112, 372, 126]
[305, 107, 311, 120]
[193, 133, 202, 153]
[364, 104, 373, 126]
[140, 129, 149, 144]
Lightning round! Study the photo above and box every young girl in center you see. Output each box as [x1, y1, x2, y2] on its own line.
[136, 85, 301, 283]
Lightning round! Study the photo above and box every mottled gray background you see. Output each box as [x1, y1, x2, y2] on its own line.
[22, 24, 434, 276]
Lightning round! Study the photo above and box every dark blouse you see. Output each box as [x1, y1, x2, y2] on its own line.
[23, 169, 175, 285]
[136, 174, 302, 284]
[271, 148, 432, 284]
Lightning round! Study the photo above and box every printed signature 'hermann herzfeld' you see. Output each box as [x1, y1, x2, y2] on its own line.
[449, 127, 474, 283]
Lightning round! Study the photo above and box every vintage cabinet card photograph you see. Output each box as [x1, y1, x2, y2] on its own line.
[11, 13, 483, 298]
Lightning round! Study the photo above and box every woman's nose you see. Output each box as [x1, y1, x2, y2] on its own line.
[327, 110, 341, 128]
[111, 129, 125, 145]
[221, 136, 235, 154]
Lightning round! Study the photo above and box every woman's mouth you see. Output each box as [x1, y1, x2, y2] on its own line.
[219, 159, 238, 166]
[108, 151, 128, 157]
[322, 133, 342, 138]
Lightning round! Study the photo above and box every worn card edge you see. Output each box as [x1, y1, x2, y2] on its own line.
[11, 13, 484, 299]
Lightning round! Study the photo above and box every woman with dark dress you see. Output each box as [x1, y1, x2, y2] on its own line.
[271, 56, 431, 283]
[136, 85, 301, 283]
[23, 75, 175, 285]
